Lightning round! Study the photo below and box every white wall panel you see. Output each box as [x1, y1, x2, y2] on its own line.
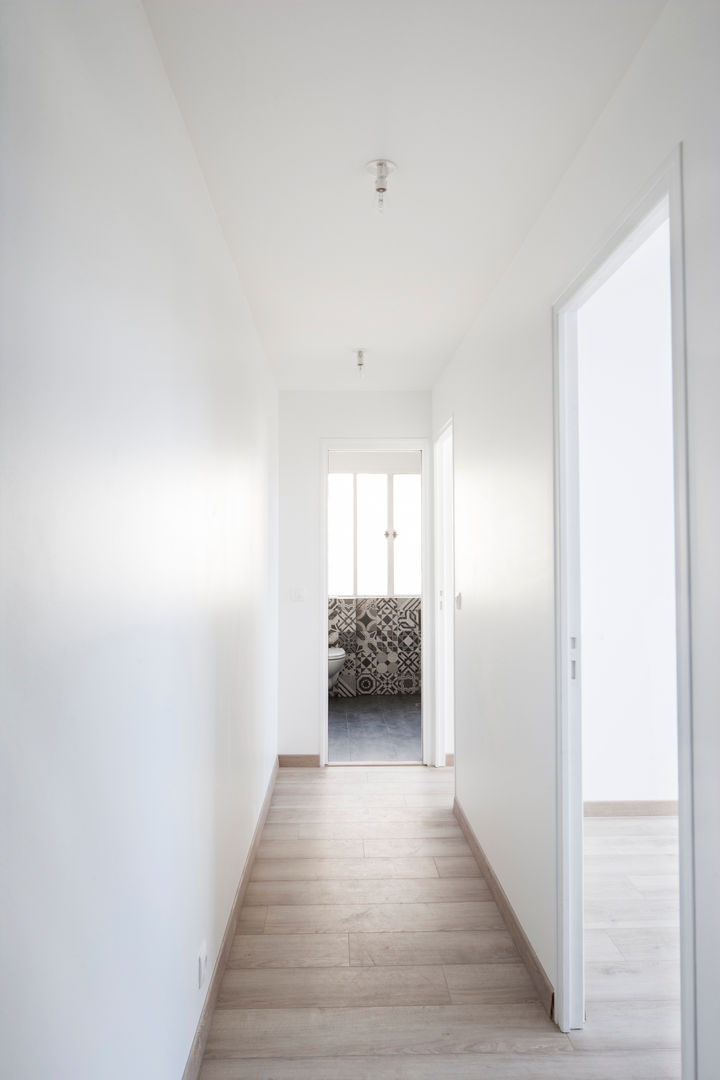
[0, 4, 278, 1078]
[433, 7, 719, 1073]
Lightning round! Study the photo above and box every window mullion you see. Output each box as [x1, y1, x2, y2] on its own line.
[353, 473, 358, 596]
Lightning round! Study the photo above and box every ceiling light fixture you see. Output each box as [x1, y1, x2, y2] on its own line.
[356, 348, 366, 378]
[366, 159, 396, 212]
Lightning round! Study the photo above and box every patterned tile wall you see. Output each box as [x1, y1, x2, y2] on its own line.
[329, 597, 421, 697]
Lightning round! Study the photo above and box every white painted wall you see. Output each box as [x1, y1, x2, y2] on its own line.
[329, 450, 422, 474]
[0, 4, 278, 1079]
[278, 391, 431, 754]
[578, 221, 678, 803]
[432, 3, 720, 1071]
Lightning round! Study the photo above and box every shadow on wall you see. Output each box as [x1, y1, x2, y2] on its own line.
[329, 597, 421, 698]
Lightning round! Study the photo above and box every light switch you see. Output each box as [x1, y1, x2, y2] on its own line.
[290, 588, 306, 603]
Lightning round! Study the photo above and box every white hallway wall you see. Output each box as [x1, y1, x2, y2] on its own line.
[278, 391, 431, 756]
[432, 1, 719, 1073]
[0, 3, 278, 1079]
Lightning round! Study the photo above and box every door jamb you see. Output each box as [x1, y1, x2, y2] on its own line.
[433, 419, 455, 769]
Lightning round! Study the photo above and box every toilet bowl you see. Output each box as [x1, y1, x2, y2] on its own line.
[328, 647, 346, 691]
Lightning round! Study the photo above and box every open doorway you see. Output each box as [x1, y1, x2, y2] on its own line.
[554, 152, 695, 1076]
[325, 447, 425, 764]
[577, 214, 681, 1056]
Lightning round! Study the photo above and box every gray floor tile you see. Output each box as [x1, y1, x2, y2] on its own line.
[329, 694, 422, 763]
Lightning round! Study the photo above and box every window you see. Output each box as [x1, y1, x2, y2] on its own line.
[328, 470, 422, 596]
[356, 474, 388, 596]
[327, 474, 354, 596]
[392, 474, 421, 596]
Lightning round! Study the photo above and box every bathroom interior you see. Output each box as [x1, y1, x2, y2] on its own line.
[327, 449, 422, 763]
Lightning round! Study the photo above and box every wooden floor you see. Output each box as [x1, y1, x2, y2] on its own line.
[199, 766, 681, 1079]
[580, 812, 681, 1067]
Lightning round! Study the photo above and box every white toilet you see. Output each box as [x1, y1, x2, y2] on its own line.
[328, 647, 346, 691]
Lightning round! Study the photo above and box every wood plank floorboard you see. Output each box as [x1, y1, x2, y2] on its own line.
[578, 815, 681, 1069]
[263, 899, 504, 934]
[584, 960, 680, 1001]
[267, 806, 458, 823]
[260, 820, 465, 839]
[200, 1049, 682, 1079]
[606, 926, 681, 962]
[273, 783, 456, 797]
[568, 1000, 681, 1051]
[584, 929, 625, 961]
[442, 962, 537, 1003]
[206, 1002, 568, 1059]
[362, 836, 471, 857]
[218, 965, 452, 1008]
[200, 766, 681, 1078]
[347, 929, 517, 967]
[435, 855, 482, 877]
[584, 835, 680, 855]
[583, 854, 679, 876]
[256, 838, 364, 859]
[245, 875, 490, 906]
[228, 933, 350, 969]
[251, 856, 440, 880]
[584, 898, 680, 929]
[234, 907, 267, 934]
[581, 816, 678, 836]
[627, 874, 679, 899]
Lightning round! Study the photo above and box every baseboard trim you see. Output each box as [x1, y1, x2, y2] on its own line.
[445, 753, 455, 766]
[453, 796, 554, 1019]
[584, 799, 679, 816]
[278, 754, 321, 768]
[182, 755, 279, 1080]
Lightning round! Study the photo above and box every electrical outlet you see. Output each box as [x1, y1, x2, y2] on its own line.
[198, 940, 208, 990]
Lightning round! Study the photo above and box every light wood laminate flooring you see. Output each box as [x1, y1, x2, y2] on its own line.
[578, 813, 681, 1064]
[200, 767, 682, 1079]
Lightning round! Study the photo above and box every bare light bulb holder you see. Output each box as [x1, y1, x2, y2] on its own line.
[356, 348, 366, 378]
[366, 159, 396, 212]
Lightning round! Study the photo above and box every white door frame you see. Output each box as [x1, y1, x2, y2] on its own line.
[434, 420, 455, 768]
[552, 145, 696, 1078]
[319, 437, 437, 767]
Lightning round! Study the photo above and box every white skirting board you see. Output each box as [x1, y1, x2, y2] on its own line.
[584, 800, 678, 816]
[453, 796, 555, 1019]
[182, 756, 279, 1080]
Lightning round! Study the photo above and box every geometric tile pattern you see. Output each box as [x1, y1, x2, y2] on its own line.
[329, 597, 421, 697]
[328, 598, 357, 697]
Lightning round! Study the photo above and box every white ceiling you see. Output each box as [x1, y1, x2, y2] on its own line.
[144, 0, 665, 391]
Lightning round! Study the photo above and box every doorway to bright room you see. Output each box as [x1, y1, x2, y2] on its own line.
[555, 180, 693, 1075]
[577, 214, 681, 1061]
[326, 449, 424, 763]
